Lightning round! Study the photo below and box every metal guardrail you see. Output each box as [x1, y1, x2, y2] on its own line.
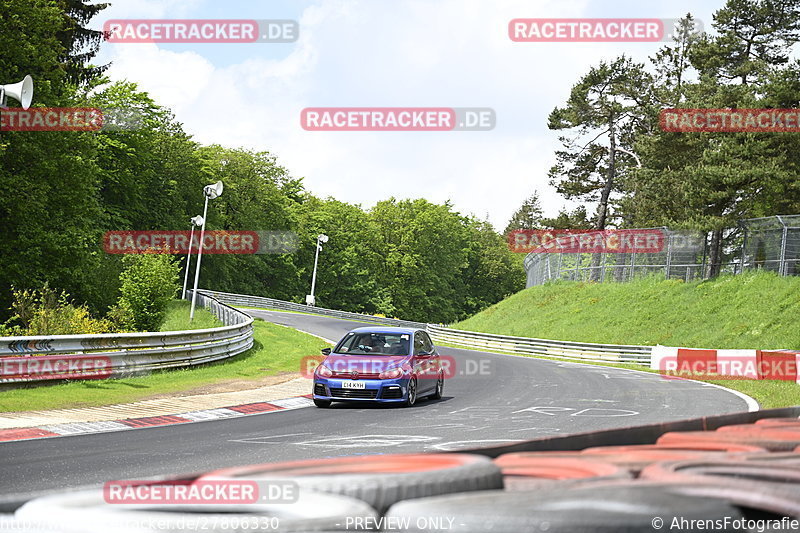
[427, 324, 652, 365]
[0, 291, 253, 383]
[200, 290, 429, 329]
[204, 290, 652, 365]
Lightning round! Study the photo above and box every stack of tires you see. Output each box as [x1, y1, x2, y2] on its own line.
[5, 417, 800, 531]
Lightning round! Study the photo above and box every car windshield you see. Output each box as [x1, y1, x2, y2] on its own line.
[335, 332, 410, 355]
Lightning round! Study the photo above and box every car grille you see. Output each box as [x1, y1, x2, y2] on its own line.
[380, 387, 403, 399]
[314, 383, 327, 395]
[329, 388, 378, 399]
[331, 372, 382, 379]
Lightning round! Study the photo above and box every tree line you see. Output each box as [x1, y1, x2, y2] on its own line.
[506, 0, 800, 277]
[0, 0, 522, 326]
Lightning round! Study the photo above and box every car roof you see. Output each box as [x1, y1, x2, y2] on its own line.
[349, 326, 419, 335]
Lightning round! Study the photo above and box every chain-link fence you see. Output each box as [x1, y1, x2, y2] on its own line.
[740, 215, 800, 276]
[523, 215, 800, 287]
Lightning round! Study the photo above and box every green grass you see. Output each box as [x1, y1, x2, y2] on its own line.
[449, 271, 800, 408]
[0, 319, 330, 412]
[455, 272, 800, 350]
[160, 300, 221, 331]
[704, 379, 800, 409]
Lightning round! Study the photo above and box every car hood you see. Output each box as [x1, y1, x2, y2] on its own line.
[323, 354, 410, 374]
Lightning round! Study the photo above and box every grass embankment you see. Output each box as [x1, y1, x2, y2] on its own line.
[452, 272, 800, 409]
[0, 303, 330, 412]
[159, 300, 221, 331]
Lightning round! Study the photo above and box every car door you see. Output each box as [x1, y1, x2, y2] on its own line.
[421, 330, 439, 372]
[413, 331, 435, 394]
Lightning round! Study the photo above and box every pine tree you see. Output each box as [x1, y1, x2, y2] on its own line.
[504, 191, 543, 235]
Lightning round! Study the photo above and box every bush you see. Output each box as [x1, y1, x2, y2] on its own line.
[105, 300, 136, 332]
[4, 285, 112, 336]
[117, 254, 181, 331]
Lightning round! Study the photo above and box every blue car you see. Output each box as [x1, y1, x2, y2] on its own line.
[312, 326, 444, 407]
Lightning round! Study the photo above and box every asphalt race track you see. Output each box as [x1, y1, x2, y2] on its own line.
[0, 309, 753, 497]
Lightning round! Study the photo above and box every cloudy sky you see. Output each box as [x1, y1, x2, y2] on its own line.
[91, 0, 722, 230]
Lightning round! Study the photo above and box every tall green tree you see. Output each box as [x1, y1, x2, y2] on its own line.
[548, 56, 653, 231]
[504, 191, 543, 235]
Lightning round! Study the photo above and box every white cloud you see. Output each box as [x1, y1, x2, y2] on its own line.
[97, 0, 719, 230]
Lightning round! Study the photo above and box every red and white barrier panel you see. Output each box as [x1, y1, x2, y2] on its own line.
[651, 346, 800, 382]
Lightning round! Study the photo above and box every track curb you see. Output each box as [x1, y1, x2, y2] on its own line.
[0, 394, 315, 443]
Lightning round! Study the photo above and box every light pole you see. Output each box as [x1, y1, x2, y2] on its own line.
[182, 215, 204, 300]
[189, 181, 223, 321]
[306, 234, 328, 306]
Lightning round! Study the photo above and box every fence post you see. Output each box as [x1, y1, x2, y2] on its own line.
[777, 215, 789, 276]
[629, 251, 635, 281]
[664, 228, 672, 280]
[739, 222, 748, 275]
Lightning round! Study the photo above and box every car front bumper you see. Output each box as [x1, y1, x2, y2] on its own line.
[313, 377, 409, 403]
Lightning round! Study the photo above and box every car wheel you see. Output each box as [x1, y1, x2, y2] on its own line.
[314, 399, 331, 408]
[431, 372, 444, 400]
[403, 376, 417, 407]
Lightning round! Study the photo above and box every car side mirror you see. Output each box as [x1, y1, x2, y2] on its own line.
[321, 348, 331, 356]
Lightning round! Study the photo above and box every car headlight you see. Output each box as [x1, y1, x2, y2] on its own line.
[379, 367, 403, 379]
[316, 364, 333, 378]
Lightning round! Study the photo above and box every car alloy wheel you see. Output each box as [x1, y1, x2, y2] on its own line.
[404, 377, 417, 407]
[432, 372, 444, 400]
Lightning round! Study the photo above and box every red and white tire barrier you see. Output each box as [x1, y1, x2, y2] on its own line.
[651, 346, 800, 381]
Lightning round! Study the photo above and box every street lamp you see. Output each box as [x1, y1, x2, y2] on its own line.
[306, 234, 328, 306]
[182, 215, 204, 300]
[189, 181, 223, 321]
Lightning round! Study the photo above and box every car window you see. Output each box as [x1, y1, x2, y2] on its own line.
[413, 334, 426, 355]
[336, 332, 410, 355]
[420, 332, 435, 354]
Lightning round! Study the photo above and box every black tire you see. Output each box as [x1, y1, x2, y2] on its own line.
[201, 453, 503, 515]
[313, 399, 331, 408]
[404, 376, 418, 407]
[385, 485, 744, 533]
[16, 488, 378, 532]
[430, 372, 444, 400]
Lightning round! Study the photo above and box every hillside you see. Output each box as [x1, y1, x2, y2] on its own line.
[454, 272, 800, 350]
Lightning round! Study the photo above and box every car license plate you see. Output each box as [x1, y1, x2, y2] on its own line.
[341, 380, 366, 389]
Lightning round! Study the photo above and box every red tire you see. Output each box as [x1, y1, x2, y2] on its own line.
[493, 453, 630, 490]
[494, 456, 629, 480]
[717, 423, 800, 433]
[581, 442, 764, 453]
[577, 445, 739, 474]
[640, 458, 800, 485]
[200, 453, 502, 514]
[657, 430, 800, 452]
[755, 417, 800, 427]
